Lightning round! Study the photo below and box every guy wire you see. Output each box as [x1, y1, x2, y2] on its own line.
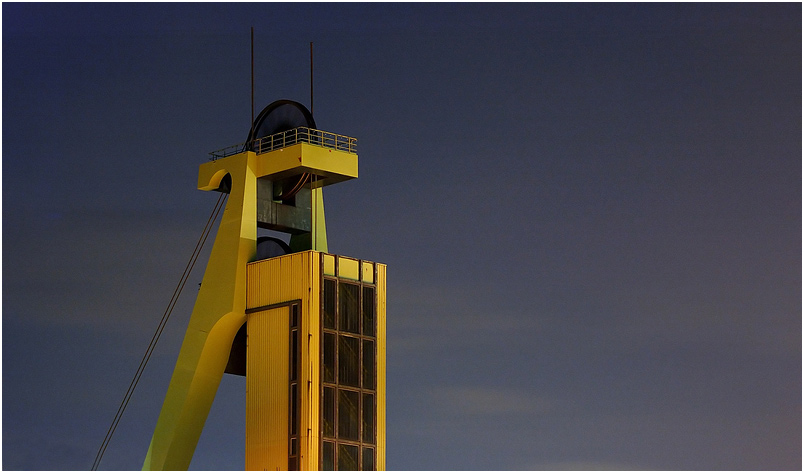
[91, 192, 228, 470]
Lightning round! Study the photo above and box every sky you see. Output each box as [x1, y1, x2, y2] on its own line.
[2, 2, 801, 471]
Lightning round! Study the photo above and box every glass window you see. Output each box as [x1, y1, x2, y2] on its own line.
[323, 332, 336, 383]
[289, 304, 300, 470]
[338, 336, 360, 388]
[362, 340, 374, 390]
[362, 448, 375, 471]
[291, 329, 298, 382]
[322, 441, 335, 471]
[362, 287, 375, 337]
[321, 271, 378, 470]
[338, 444, 359, 471]
[324, 279, 336, 329]
[323, 387, 335, 438]
[339, 283, 360, 334]
[338, 390, 360, 441]
[362, 393, 374, 443]
[290, 383, 298, 435]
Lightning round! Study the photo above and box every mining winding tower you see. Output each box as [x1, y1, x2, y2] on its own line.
[143, 100, 386, 471]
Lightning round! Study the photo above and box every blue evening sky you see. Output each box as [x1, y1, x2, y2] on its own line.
[3, 3, 800, 470]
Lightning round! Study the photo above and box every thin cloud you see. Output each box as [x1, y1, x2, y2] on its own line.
[524, 460, 644, 470]
[4, 212, 209, 332]
[426, 385, 551, 416]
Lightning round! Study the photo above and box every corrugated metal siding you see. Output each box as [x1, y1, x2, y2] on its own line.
[245, 251, 321, 470]
[376, 263, 387, 471]
[245, 306, 289, 470]
[247, 251, 312, 310]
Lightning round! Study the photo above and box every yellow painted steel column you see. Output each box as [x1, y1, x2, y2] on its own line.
[143, 151, 258, 470]
[312, 188, 328, 252]
[376, 263, 387, 471]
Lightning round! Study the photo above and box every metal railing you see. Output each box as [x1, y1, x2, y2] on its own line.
[209, 127, 357, 160]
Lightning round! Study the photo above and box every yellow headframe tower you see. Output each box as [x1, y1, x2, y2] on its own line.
[143, 100, 386, 471]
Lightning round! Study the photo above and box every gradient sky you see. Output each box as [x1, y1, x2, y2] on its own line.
[3, 3, 801, 471]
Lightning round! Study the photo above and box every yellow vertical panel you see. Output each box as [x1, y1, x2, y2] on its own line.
[246, 307, 289, 471]
[361, 261, 374, 284]
[312, 188, 328, 252]
[338, 256, 359, 280]
[323, 253, 336, 276]
[302, 253, 321, 471]
[376, 263, 387, 471]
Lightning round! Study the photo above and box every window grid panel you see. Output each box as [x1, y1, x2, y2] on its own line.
[338, 444, 359, 471]
[362, 287, 375, 337]
[324, 279, 337, 329]
[323, 386, 335, 438]
[338, 335, 360, 388]
[339, 283, 360, 334]
[362, 447, 375, 471]
[362, 393, 374, 444]
[322, 441, 335, 471]
[321, 269, 377, 470]
[323, 332, 336, 383]
[337, 389, 360, 441]
[362, 339, 375, 390]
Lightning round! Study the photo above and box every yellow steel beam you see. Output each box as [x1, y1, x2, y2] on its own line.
[253, 143, 358, 187]
[143, 151, 257, 470]
[144, 139, 349, 468]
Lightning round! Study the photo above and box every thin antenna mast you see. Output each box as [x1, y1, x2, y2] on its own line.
[251, 27, 255, 137]
[310, 41, 314, 116]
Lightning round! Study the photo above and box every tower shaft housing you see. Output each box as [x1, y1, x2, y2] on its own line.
[245, 251, 386, 470]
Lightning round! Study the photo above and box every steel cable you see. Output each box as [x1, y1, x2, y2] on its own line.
[91, 192, 228, 470]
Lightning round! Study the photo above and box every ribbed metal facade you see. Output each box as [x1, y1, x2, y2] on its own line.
[245, 306, 290, 470]
[246, 251, 320, 471]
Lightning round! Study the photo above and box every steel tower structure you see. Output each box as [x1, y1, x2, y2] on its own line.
[143, 100, 386, 470]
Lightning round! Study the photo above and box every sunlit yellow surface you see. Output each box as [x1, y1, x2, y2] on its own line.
[245, 253, 386, 470]
[144, 151, 257, 470]
[253, 142, 358, 187]
[144, 142, 381, 470]
[246, 252, 320, 470]
[245, 306, 289, 470]
[376, 263, 387, 471]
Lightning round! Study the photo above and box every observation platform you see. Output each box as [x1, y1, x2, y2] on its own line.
[210, 127, 357, 160]
[201, 127, 359, 191]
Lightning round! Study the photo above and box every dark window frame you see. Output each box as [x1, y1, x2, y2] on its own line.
[320, 256, 378, 471]
[289, 303, 301, 471]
